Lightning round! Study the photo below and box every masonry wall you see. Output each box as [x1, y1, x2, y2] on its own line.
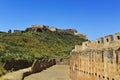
[22, 59, 56, 80]
[70, 32, 120, 80]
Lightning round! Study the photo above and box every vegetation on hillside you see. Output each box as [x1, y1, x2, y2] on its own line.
[0, 26, 87, 75]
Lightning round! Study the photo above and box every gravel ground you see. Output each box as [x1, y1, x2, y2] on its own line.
[24, 65, 71, 80]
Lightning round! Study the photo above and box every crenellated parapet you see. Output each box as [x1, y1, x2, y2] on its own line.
[74, 32, 120, 52]
[115, 32, 120, 41]
[70, 32, 120, 80]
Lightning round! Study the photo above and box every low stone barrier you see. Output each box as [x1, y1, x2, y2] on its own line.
[22, 59, 56, 80]
[0, 59, 56, 80]
[56, 58, 69, 65]
[3, 60, 33, 71]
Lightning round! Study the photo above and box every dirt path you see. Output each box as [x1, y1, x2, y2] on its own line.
[24, 65, 71, 80]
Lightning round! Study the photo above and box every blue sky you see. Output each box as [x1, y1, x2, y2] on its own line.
[0, 0, 120, 40]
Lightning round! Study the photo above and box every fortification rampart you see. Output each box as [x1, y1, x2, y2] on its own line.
[70, 32, 120, 80]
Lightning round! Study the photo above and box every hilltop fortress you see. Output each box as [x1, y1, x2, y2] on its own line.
[13, 25, 88, 40]
[70, 32, 120, 80]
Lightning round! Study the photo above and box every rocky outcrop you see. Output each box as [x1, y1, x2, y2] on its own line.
[74, 33, 88, 40]
[23, 25, 88, 40]
[25, 25, 49, 32]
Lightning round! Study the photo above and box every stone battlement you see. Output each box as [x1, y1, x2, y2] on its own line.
[74, 32, 120, 52]
[70, 32, 120, 80]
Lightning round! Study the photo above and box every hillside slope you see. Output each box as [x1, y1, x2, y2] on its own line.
[0, 25, 87, 61]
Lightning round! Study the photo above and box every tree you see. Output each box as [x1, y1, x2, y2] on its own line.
[8, 29, 12, 33]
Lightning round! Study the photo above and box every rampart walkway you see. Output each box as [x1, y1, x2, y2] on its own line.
[24, 65, 71, 80]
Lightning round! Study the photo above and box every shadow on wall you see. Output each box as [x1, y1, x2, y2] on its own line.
[3, 60, 33, 71]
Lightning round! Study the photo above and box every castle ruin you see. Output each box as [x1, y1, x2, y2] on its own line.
[70, 32, 120, 80]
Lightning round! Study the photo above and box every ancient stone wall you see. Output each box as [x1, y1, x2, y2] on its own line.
[56, 58, 69, 65]
[3, 60, 33, 71]
[70, 32, 120, 80]
[22, 59, 56, 80]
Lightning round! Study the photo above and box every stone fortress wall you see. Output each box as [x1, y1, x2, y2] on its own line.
[70, 32, 120, 80]
[13, 25, 88, 40]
